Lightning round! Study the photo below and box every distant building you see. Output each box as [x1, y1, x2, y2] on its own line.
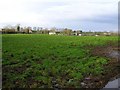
[103, 33, 107, 35]
[95, 35, 99, 36]
[72, 30, 82, 36]
[72, 31, 77, 35]
[29, 29, 33, 33]
[49, 32, 56, 35]
[103, 32, 111, 36]
[56, 31, 62, 35]
[78, 34, 82, 36]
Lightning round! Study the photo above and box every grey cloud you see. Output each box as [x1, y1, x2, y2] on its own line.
[84, 14, 117, 24]
[22, 1, 67, 13]
[48, 14, 117, 31]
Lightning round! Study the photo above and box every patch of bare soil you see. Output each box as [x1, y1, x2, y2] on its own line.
[81, 44, 120, 88]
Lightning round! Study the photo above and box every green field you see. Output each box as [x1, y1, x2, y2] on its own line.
[2, 34, 118, 88]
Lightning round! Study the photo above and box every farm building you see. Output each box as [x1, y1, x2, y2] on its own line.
[56, 31, 63, 35]
[95, 34, 99, 36]
[49, 32, 56, 35]
[72, 30, 82, 36]
[72, 31, 77, 35]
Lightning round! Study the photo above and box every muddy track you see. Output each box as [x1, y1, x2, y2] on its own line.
[82, 43, 120, 88]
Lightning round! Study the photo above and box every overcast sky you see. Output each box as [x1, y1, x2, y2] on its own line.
[0, 0, 119, 31]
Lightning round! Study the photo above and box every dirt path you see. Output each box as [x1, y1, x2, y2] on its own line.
[81, 44, 120, 88]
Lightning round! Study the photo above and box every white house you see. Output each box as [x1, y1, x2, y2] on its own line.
[49, 32, 56, 35]
[29, 29, 33, 33]
[103, 33, 107, 35]
[78, 34, 82, 36]
[95, 35, 99, 36]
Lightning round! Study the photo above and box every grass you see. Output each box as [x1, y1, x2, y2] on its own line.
[2, 34, 118, 88]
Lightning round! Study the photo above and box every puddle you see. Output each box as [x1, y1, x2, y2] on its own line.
[107, 50, 120, 59]
[92, 46, 120, 89]
[103, 78, 120, 88]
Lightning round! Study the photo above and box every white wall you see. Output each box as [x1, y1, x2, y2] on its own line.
[49, 32, 56, 35]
